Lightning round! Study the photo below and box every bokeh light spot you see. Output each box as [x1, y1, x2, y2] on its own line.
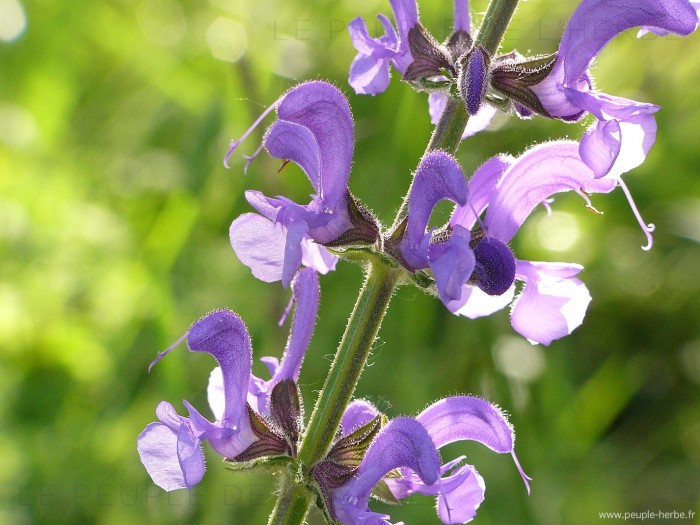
[535, 211, 580, 252]
[0, 0, 26, 42]
[493, 336, 546, 382]
[206, 17, 247, 62]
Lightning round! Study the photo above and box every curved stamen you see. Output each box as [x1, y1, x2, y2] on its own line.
[148, 330, 189, 372]
[223, 97, 284, 168]
[243, 142, 266, 175]
[511, 450, 532, 495]
[573, 189, 604, 215]
[617, 178, 655, 251]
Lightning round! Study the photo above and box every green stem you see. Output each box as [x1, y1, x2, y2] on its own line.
[298, 263, 400, 466]
[266, 481, 312, 525]
[475, 0, 520, 55]
[265, 263, 400, 525]
[426, 96, 469, 155]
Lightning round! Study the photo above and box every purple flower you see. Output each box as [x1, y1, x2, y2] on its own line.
[531, 0, 698, 180]
[137, 269, 319, 491]
[348, 0, 472, 95]
[395, 141, 632, 344]
[392, 396, 530, 524]
[226, 81, 378, 287]
[391, 151, 474, 306]
[330, 416, 442, 524]
[347, 0, 419, 94]
[323, 396, 528, 524]
[446, 141, 619, 345]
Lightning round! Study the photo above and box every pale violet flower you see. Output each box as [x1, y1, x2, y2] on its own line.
[531, 0, 698, 181]
[137, 269, 319, 490]
[318, 396, 528, 524]
[226, 81, 379, 287]
[393, 141, 615, 345]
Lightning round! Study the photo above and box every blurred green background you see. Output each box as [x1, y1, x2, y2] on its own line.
[2, 0, 700, 523]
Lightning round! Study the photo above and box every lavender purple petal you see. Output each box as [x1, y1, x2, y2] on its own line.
[511, 261, 592, 345]
[187, 310, 253, 430]
[482, 141, 616, 243]
[137, 402, 206, 492]
[398, 151, 469, 270]
[341, 399, 380, 436]
[556, 0, 698, 84]
[331, 417, 441, 524]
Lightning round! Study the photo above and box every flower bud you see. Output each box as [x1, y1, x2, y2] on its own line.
[458, 45, 491, 115]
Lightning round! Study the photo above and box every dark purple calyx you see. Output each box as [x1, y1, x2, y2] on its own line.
[446, 30, 472, 62]
[470, 233, 516, 295]
[233, 379, 304, 462]
[233, 405, 291, 462]
[323, 192, 380, 248]
[491, 51, 557, 118]
[404, 24, 453, 82]
[310, 414, 383, 522]
[269, 379, 303, 453]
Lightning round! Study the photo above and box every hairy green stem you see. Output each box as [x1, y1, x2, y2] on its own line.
[426, 96, 469, 155]
[266, 481, 312, 525]
[298, 263, 400, 466]
[265, 263, 400, 524]
[475, 0, 520, 55]
[266, 1, 520, 523]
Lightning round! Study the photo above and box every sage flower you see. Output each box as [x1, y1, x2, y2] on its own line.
[392, 150, 473, 306]
[137, 269, 319, 490]
[447, 141, 616, 345]
[347, 0, 419, 94]
[531, 0, 698, 180]
[320, 396, 528, 524]
[226, 81, 378, 287]
[348, 0, 475, 94]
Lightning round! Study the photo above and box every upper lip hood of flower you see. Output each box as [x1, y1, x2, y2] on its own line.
[553, 0, 698, 88]
[389, 150, 474, 305]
